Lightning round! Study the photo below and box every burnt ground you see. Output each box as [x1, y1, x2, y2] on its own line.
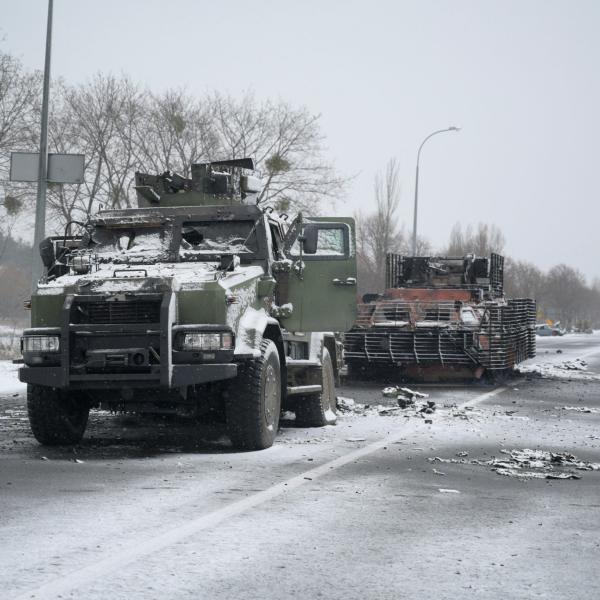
[0, 335, 599, 599]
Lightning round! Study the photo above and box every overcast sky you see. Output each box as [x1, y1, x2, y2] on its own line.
[1, 0, 599, 279]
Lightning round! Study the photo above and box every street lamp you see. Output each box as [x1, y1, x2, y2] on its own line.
[32, 0, 54, 290]
[411, 126, 460, 256]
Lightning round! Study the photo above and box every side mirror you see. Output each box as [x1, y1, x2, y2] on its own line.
[302, 224, 319, 254]
[39, 237, 55, 269]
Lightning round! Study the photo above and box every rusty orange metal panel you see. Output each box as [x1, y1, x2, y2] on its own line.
[383, 288, 473, 302]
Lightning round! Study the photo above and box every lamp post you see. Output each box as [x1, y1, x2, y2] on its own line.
[32, 0, 53, 290]
[411, 126, 460, 256]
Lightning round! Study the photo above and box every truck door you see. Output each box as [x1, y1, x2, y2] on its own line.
[281, 217, 357, 332]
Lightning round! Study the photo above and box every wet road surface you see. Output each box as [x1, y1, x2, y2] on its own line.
[1, 334, 600, 599]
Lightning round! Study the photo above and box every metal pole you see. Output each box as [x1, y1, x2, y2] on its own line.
[31, 0, 53, 290]
[411, 161, 419, 256]
[411, 126, 460, 256]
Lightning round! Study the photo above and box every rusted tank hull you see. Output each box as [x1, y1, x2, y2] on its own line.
[344, 297, 536, 380]
[345, 254, 536, 381]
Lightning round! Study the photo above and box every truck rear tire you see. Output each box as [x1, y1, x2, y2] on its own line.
[226, 339, 281, 450]
[27, 384, 90, 446]
[295, 348, 337, 427]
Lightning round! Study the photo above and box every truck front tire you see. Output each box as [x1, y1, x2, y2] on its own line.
[27, 384, 90, 446]
[295, 348, 337, 427]
[226, 339, 281, 450]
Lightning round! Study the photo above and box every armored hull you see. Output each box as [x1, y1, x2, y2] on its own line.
[344, 254, 536, 381]
[20, 159, 358, 450]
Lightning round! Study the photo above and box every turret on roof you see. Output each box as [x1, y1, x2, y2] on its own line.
[134, 158, 262, 208]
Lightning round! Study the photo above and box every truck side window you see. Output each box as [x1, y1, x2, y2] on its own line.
[289, 223, 350, 259]
[315, 228, 345, 256]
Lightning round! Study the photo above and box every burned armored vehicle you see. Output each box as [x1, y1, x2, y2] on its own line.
[343, 253, 536, 380]
[20, 159, 357, 450]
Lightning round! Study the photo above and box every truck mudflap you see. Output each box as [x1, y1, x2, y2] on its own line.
[19, 364, 237, 390]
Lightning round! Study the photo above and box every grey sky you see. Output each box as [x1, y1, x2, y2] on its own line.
[1, 0, 599, 279]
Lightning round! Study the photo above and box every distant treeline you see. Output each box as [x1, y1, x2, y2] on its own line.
[0, 232, 31, 324]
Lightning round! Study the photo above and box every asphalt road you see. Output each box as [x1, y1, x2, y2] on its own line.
[1, 334, 600, 599]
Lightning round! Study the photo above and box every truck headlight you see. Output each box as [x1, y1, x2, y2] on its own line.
[181, 332, 233, 351]
[22, 335, 60, 353]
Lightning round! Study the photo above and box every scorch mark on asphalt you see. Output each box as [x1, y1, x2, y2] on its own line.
[14, 386, 508, 600]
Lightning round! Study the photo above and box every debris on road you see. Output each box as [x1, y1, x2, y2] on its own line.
[561, 359, 588, 370]
[336, 397, 358, 412]
[380, 386, 436, 416]
[494, 467, 580, 480]
[429, 448, 600, 480]
[518, 358, 599, 380]
[430, 456, 473, 465]
[450, 406, 483, 421]
[396, 396, 414, 409]
[438, 488, 460, 494]
[557, 406, 600, 414]
[337, 392, 435, 419]
[432, 468, 446, 476]
[345, 437, 366, 442]
[399, 387, 429, 399]
[382, 387, 399, 398]
[382, 386, 429, 401]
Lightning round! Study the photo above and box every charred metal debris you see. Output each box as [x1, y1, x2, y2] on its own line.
[343, 253, 536, 380]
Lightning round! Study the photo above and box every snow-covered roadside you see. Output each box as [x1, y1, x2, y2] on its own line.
[0, 361, 26, 395]
[517, 357, 600, 380]
[517, 333, 600, 380]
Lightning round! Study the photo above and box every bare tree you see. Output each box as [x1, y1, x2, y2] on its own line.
[355, 159, 413, 293]
[543, 264, 587, 326]
[42, 83, 347, 226]
[504, 259, 545, 300]
[0, 51, 40, 248]
[132, 88, 218, 178]
[210, 92, 346, 213]
[0, 52, 39, 177]
[445, 222, 505, 256]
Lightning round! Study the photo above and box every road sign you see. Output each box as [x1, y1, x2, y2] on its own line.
[10, 152, 85, 184]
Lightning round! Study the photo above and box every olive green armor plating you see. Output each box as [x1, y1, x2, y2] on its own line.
[20, 158, 357, 450]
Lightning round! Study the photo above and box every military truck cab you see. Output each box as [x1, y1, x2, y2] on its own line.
[20, 159, 357, 450]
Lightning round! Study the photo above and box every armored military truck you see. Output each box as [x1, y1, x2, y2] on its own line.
[20, 158, 357, 450]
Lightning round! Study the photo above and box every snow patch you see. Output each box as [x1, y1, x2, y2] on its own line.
[0, 361, 26, 395]
[235, 307, 269, 357]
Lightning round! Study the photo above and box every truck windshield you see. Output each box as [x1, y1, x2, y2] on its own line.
[89, 227, 171, 263]
[179, 220, 258, 260]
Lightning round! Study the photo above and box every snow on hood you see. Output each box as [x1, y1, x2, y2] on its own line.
[37, 263, 265, 295]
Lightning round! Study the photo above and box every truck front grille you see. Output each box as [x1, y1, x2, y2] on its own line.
[73, 300, 161, 324]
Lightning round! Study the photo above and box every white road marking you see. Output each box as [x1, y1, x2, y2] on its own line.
[460, 385, 508, 408]
[14, 386, 507, 600]
[574, 346, 600, 360]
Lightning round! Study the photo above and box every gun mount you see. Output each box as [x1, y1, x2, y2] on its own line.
[134, 158, 262, 208]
